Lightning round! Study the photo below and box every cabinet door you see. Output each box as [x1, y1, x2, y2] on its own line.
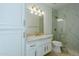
[43, 44, 46, 55]
[48, 42, 52, 52]
[26, 45, 36, 56]
[45, 44, 49, 54]
[43, 42, 52, 55]
[36, 46, 43, 56]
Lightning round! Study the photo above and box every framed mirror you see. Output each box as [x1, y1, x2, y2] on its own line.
[25, 6, 44, 36]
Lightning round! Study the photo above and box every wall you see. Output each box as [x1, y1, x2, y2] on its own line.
[26, 3, 53, 35]
[57, 4, 79, 55]
[43, 6, 53, 34]
[52, 9, 58, 40]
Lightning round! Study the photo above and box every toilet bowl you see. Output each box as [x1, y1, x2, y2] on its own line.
[52, 41, 62, 53]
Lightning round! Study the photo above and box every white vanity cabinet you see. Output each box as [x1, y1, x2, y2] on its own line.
[26, 35, 52, 56]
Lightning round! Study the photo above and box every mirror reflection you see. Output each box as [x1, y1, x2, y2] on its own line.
[26, 7, 44, 36]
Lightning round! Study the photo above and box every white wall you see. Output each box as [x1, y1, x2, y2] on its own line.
[57, 4, 79, 55]
[52, 9, 58, 40]
[43, 6, 53, 34]
[52, 9, 58, 32]
[26, 3, 53, 35]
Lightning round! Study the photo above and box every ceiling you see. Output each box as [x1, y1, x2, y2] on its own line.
[26, 3, 69, 9]
[44, 3, 69, 9]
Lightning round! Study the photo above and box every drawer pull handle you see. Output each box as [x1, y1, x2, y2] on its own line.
[30, 45, 35, 47]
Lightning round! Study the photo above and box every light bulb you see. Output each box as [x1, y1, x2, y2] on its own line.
[38, 9, 41, 13]
[30, 8, 33, 11]
[35, 12, 38, 15]
[30, 10, 33, 14]
[41, 11, 44, 15]
[33, 7, 36, 12]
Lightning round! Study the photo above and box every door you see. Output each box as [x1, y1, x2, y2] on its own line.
[36, 45, 43, 56]
[0, 4, 25, 56]
[0, 30, 22, 56]
[26, 45, 36, 56]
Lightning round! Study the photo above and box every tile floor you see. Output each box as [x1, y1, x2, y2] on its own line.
[45, 50, 71, 56]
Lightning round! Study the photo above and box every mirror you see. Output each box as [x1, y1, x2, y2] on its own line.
[26, 7, 44, 36]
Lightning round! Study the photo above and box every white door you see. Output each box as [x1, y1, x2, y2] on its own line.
[0, 4, 25, 56]
[0, 30, 23, 56]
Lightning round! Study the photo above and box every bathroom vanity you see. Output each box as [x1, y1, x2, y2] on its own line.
[25, 4, 53, 56]
[26, 34, 53, 56]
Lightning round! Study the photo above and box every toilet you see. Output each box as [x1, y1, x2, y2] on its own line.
[52, 41, 62, 53]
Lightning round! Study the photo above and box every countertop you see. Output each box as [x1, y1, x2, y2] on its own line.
[27, 34, 53, 41]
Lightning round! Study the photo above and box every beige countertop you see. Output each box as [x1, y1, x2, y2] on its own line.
[27, 34, 53, 41]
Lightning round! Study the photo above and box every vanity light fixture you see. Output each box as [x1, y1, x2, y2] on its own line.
[28, 6, 44, 16]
